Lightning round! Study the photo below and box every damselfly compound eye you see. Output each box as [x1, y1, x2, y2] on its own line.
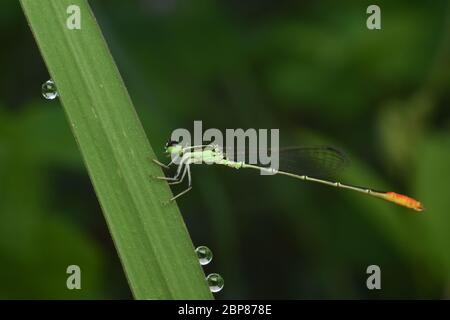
[165, 139, 178, 148]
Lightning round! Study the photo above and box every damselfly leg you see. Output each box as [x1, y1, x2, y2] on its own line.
[152, 154, 180, 170]
[154, 154, 194, 203]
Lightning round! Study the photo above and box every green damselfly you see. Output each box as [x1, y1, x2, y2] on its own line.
[153, 140, 423, 211]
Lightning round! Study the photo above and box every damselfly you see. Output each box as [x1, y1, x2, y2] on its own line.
[153, 140, 423, 211]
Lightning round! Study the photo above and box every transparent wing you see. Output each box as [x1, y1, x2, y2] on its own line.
[277, 147, 348, 178]
[223, 146, 349, 179]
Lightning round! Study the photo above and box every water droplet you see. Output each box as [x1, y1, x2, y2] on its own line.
[195, 246, 213, 265]
[206, 273, 224, 293]
[41, 79, 58, 100]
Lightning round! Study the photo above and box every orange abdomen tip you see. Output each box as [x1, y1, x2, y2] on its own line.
[384, 192, 424, 212]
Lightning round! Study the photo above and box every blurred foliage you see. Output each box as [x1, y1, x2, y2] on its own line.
[0, 0, 449, 298]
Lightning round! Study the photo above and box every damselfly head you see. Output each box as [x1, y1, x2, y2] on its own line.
[165, 139, 183, 156]
[165, 139, 178, 148]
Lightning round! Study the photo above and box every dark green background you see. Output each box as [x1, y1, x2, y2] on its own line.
[1, 0, 449, 299]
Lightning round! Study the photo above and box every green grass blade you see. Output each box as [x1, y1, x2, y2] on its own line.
[20, 0, 212, 299]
